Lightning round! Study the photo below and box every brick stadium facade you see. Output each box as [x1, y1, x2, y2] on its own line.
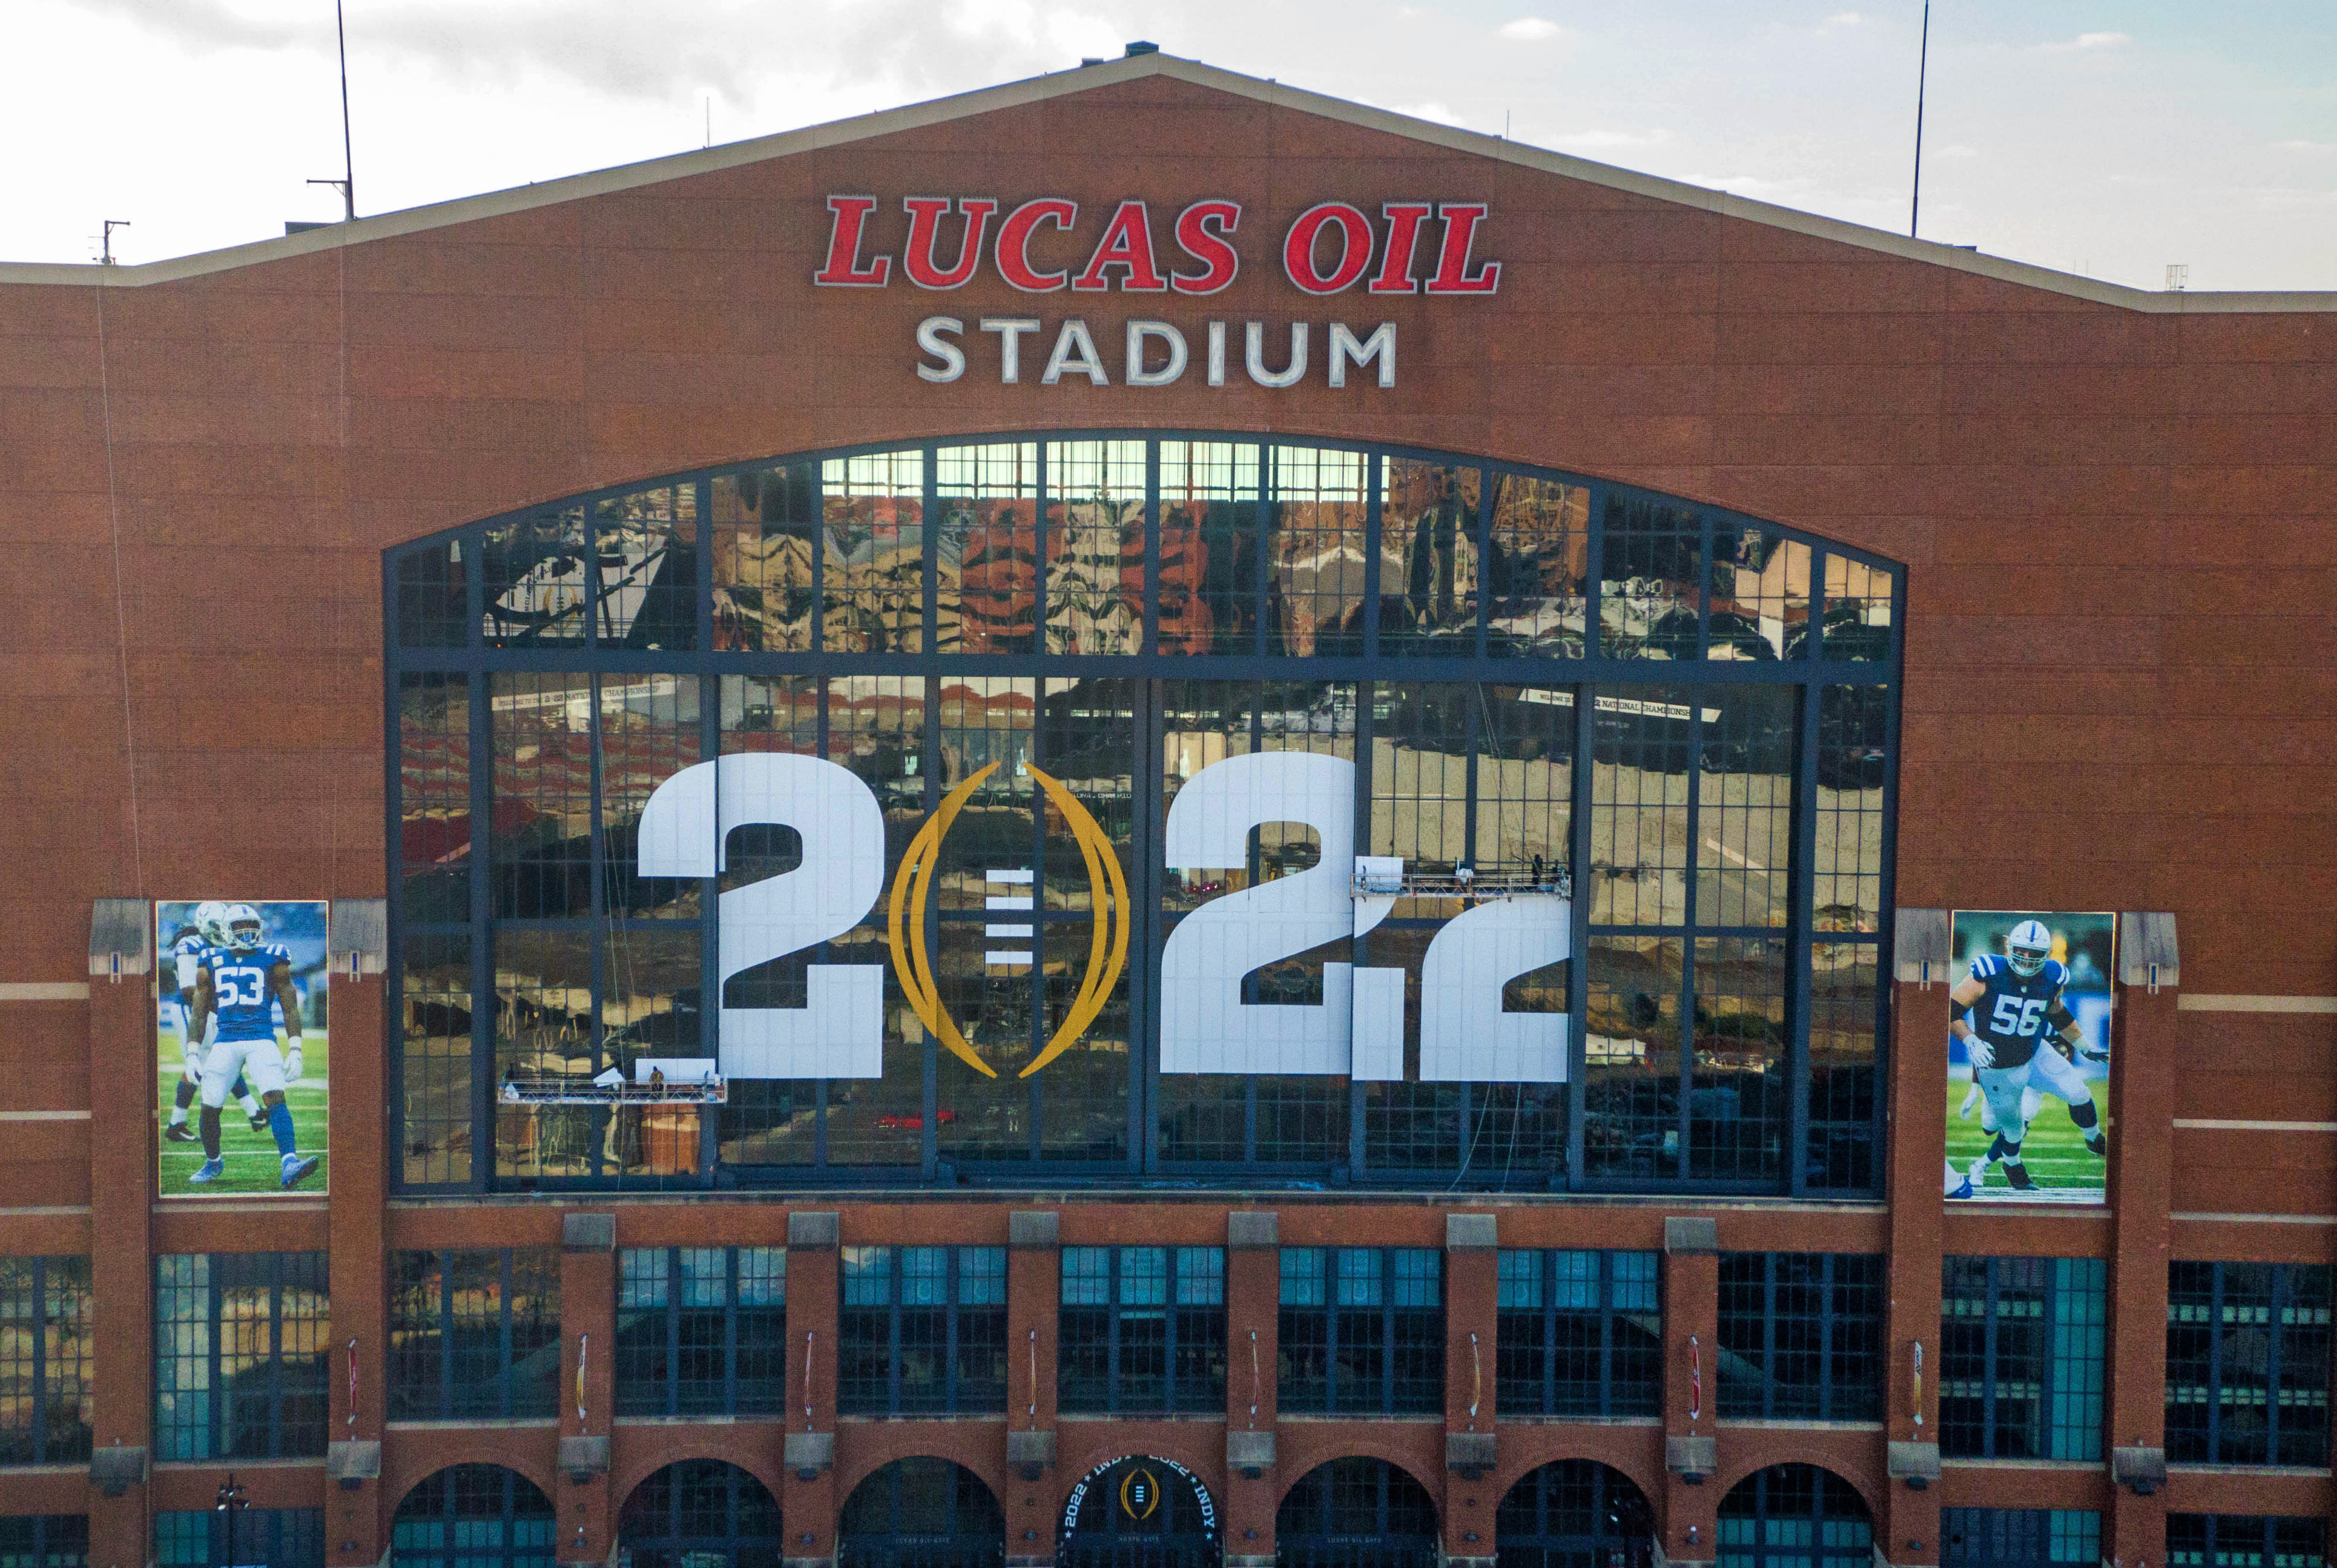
[0, 48, 2333, 1568]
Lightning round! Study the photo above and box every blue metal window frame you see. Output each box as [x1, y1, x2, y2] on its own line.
[2168, 1516, 2329, 1568]
[839, 1458, 1006, 1568]
[1942, 1509, 2101, 1568]
[1717, 1253, 1885, 1421]
[1494, 1458, 1657, 1568]
[0, 1257, 91, 1466]
[1495, 1248, 1661, 1418]
[1058, 1245, 1227, 1414]
[2167, 1262, 2333, 1468]
[1279, 1247, 1444, 1416]
[836, 1246, 1007, 1415]
[613, 1458, 783, 1566]
[613, 1247, 786, 1417]
[1276, 1458, 1442, 1568]
[1939, 1257, 2106, 1461]
[385, 430, 1904, 1197]
[0, 1515, 88, 1568]
[153, 1251, 331, 1460]
[386, 1250, 561, 1421]
[390, 1464, 555, 1568]
[1716, 1465, 1872, 1568]
[157, 1507, 325, 1568]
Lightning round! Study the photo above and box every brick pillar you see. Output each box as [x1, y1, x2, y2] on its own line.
[327, 951, 387, 1566]
[1884, 962, 1949, 1568]
[785, 1211, 841, 1568]
[1444, 1214, 1499, 1568]
[559, 1214, 616, 1567]
[86, 901, 153, 1568]
[2106, 923, 2178, 1568]
[1224, 1212, 1279, 1568]
[1006, 1211, 1061, 1568]
[1661, 1220, 1720, 1568]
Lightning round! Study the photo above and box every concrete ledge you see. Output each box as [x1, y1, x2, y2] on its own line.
[1228, 1211, 1278, 1250]
[788, 1211, 840, 1248]
[1665, 1434, 1715, 1480]
[1010, 1210, 1060, 1248]
[88, 899, 151, 978]
[558, 1435, 608, 1479]
[785, 1432, 835, 1476]
[2120, 912, 2180, 990]
[89, 1446, 145, 1497]
[2112, 1446, 2167, 1492]
[1664, 1217, 1718, 1256]
[561, 1213, 615, 1252]
[1445, 1214, 1497, 1250]
[1886, 1441, 1940, 1482]
[1447, 1431, 1497, 1476]
[1893, 909, 1950, 984]
[1007, 1429, 1055, 1478]
[1227, 1429, 1275, 1475]
[327, 1440, 382, 1482]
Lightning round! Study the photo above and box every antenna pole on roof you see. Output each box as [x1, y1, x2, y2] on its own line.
[334, 0, 356, 220]
[1910, 0, 1930, 239]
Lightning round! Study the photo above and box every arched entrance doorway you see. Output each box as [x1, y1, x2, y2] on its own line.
[392, 1464, 556, 1568]
[1276, 1458, 1439, 1568]
[1717, 1466, 1872, 1568]
[618, 1458, 783, 1568]
[839, 1457, 1006, 1568]
[1060, 1455, 1221, 1568]
[1496, 1459, 1656, 1568]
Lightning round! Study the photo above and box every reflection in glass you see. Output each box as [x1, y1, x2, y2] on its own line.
[1476, 686, 1574, 884]
[823, 451, 925, 653]
[1816, 686, 1889, 931]
[937, 444, 1038, 655]
[1380, 460, 1480, 653]
[1370, 684, 1470, 920]
[1711, 525, 1808, 660]
[936, 678, 1040, 1161]
[712, 464, 816, 653]
[490, 674, 594, 920]
[481, 507, 588, 647]
[1824, 556, 1893, 661]
[493, 929, 595, 1182]
[1588, 687, 1696, 927]
[1583, 937, 1681, 1181]
[1690, 936, 1788, 1184]
[397, 539, 467, 649]
[400, 932, 473, 1187]
[1044, 440, 1145, 656]
[1695, 687, 1795, 930]
[1807, 941, 1878, 1191]
[600, 929, 702, 1177]
[1159, 441, 1257, 655]
[1488, 473, 1587, 657]
[591, 485, 696, 650]
[1266, 445, 1368, 657]
[599, 675, 700, 919]
[399, 673, 470, 923]
[1600, 495, 1702, 659]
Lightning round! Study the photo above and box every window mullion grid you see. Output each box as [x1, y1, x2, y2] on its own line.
[1786, 671, 1820, 1198]
[28, 1258, 46, 1461]
[437, 1251, 456, 1420]
[467, 666, 493, 1193]
[1597, 1251, 1614, 1416]
[1564, 676, 1594, 1189]
[725, 1248, 741, 1416]
[1382, 1250, 1397, 1416]
[499, 1250, 517, 1420]
[944, 1250, 962, 1415]
[587, 674, 608, 1176]
[1677, 697, 1703, 1182]
[1104, 1250, 1121, 1415]
[1164, 1251, 1179, 1414]
[1762, 1254, 1778, 1420]
[268, 1259, 285, 1458]
[2266, 1266, 2286, 1461]
[1362, 452, 1383, 658]
[2208, 1265, 2225, 1460]
[1980, 1259, 1999, 1457]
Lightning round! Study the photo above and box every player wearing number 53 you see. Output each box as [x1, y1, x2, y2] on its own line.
[1948, 918, 2108, 1197]
[182, 904, 321, 1189]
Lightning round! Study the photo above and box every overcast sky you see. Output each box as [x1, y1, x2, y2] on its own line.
[4, 0, 2332, 292]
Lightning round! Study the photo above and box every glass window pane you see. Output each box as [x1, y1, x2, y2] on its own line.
[1822, 557, 1892, 661]
[599, 675, 702, 919]
[1266, 445, 1368, 657]
[712, 463, 817, 653]
[1710, 526, 1807, 660]
[399, 673, 471, 921]
[937, 443, 1038, 655]
[1043, 440, 1145, 656]
[399, 932, 473, 1188]
[822, 450, 925, 654]
[483, 507, 589, 647]
[1380, 460, 1480, 654]
[1158, 440, 1259, 655]
[489, 673, 593, 920]
[1599, 495, 1701, 659]
[1489, 472, 1587, 657]
[592, 485, 696, 650]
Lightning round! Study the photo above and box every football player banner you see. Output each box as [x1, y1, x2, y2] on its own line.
[1944, 911, 2113, 1205]
[156, 901, 328, 1196]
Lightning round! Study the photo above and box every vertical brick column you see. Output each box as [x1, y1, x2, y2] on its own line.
[1224, 1211, 1279, 1568]
[2106, 915, 2179, 1566]
[1661, 1217, 1720, 1568]
[326, 913, 389, 1567]
[85, 900, 154, 1568]
[1884, 918, 1951, 1568]
[1443, 1214, 1499, 1568]
[1006, 1211, 1061, 1568]
[784, 1211, 840, 1568]
[559, 1213, 616, 1567]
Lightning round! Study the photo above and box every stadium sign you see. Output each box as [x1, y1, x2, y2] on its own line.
[815, 195, 1503, 389]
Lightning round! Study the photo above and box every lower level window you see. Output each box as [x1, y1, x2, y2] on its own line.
[0, 1516, 87, 1568]
[157, 1508, 323, 1568]
[1060, 1246, 1225, 1414]
[839, 1247, 1007, 1414]
[1496, 1248, 1660, 1417]
[1279, 1248, 1443, 1415]
[2167, 1263, 2332, 1467]
[1942, 1510, 2102, 1568]
[615, 1247, 785, 1417]
[2169, 1517, 2327, 1568]
[154, 1252, 331, 1460]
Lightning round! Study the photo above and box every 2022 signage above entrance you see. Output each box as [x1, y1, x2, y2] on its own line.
[389, 434, 1900, 1190]
[811, 197, 1502, 389]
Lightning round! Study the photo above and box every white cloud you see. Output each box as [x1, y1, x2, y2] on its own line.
[1497, 17, 1563, 41]
[2032, 30, 2132, 53]
[2272, 140, 2337, 153]
[1939, 143, 1978, 159]
[1821, 12, 1863, 28]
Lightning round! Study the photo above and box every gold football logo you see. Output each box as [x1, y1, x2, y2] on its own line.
[882, 762, 1129, 1079]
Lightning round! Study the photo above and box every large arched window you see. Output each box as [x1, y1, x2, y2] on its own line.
[617, 1459, 782, 1568]
[392, 1464, 555, 1568]
[389, 434, 1899, 1195]
[1276, 1457, 1440, 1568]
[1716, 1465, 1871, 1568]
[837, 1457, 1003, 1568]
[1496, 1458, 1655, 1568]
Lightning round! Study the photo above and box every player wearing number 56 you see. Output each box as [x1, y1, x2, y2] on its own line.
[1947, 918, 2107, 1198]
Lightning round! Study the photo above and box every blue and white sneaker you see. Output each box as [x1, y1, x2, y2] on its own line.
[190, 1156, 225, 1184]
[280, 1154, 319, 1189]
[1948, 1173, 1976, 1199]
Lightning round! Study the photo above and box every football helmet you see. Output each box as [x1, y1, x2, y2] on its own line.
[223, 903, 266, 950]
[2005, 918, 2052, 977]
[192, 900, 231, 946]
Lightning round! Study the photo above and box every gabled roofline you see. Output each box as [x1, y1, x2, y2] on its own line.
[4, 50, 2329, 311]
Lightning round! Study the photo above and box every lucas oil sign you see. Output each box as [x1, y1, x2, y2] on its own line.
[813, 195, 1505, 390]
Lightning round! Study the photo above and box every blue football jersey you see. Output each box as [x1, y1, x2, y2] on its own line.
[163, 929, 208, 1002]
[1963, 952, 2069, 1069]
[200, 943, 292, 1043]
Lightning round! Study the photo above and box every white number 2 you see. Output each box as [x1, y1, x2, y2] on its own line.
[1990, 995, 2046, 1038]
[638, 754, 888, 1079]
